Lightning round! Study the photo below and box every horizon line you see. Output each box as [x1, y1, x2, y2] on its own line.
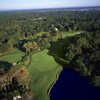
[0, 5, 100, 11]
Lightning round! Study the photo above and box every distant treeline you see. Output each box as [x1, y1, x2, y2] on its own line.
[0, 10, 100, 53]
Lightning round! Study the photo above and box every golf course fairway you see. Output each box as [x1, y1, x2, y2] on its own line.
[28, 50, 62, 100]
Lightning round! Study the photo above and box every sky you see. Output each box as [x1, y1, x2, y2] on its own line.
[0, 0, 100, 10]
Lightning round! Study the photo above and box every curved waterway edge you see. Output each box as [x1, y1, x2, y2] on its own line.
[48, 67, 63, 96]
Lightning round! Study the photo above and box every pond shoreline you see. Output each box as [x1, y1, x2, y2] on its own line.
[48, 67, 63, 96]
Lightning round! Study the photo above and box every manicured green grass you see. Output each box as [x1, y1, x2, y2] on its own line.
[0, 49, 24, 63]
[62, 31, 83, 38]
[35, 32, 46, 37]
[28, 50, 62, 100]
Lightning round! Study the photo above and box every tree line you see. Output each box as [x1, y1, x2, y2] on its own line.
[0, 11, 100, 53]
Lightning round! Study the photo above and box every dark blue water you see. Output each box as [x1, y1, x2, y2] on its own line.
[50, 68, 100, 100]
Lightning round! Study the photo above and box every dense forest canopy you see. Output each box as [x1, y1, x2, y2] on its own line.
[0, 11, 100, 53]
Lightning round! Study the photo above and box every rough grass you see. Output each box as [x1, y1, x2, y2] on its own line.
[28, 50, 62, 100]
[0, 49, 24, 63]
